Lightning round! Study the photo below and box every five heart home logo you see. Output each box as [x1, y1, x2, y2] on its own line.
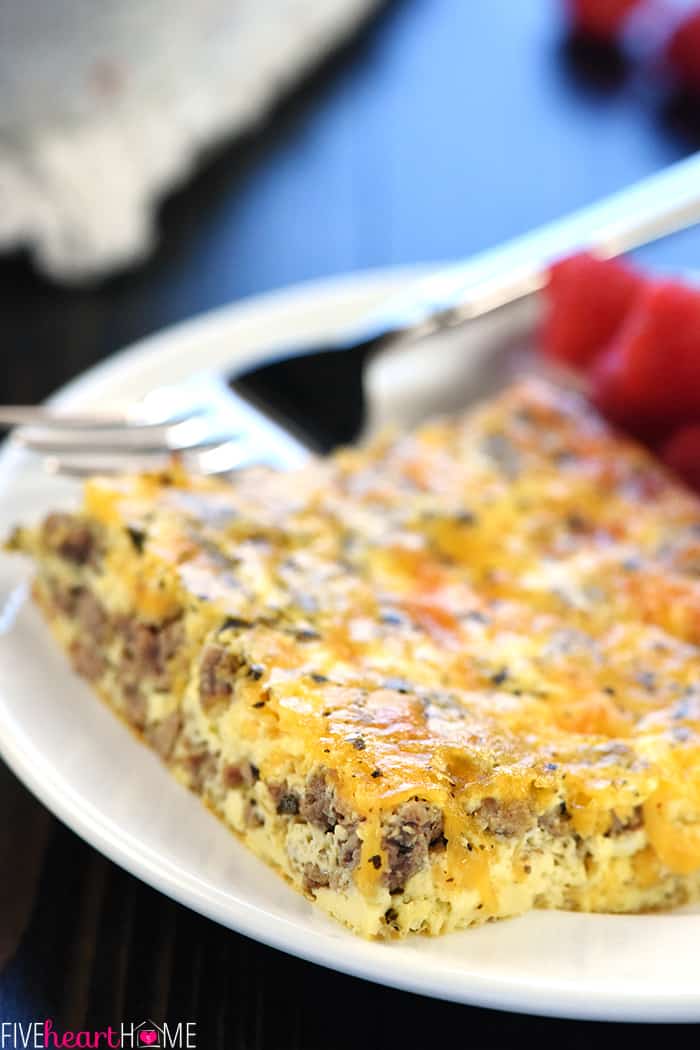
[0, 1018, 197, 1049]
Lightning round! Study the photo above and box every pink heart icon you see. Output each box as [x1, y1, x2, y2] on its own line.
[140, 1033, 158, 1046]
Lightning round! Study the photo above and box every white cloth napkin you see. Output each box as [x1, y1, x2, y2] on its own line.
[0, 0, 381, 282]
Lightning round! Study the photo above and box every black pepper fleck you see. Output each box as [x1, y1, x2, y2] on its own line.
[295, 628, 320, 642]
[126, 526, 146, 553]
[220, 616, 251, 632]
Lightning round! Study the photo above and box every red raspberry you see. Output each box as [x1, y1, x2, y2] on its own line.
[541, 251, 645, 369]
[565, 0, 643, 40]
[592, 280, 700, 428]
[662, 424, 700, 492]
[667, 10, 700, 94]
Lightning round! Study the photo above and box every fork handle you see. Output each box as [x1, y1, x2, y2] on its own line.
[355, 151, 700, 349]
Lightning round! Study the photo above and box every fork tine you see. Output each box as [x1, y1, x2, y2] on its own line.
[43, 440, 254, 478]
[0, 405, 206, 430]
[14, 418, 240, 455]
[18, 432, 239, 455]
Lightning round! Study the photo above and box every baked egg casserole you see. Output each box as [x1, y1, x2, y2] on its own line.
[9, 379, 700, 938]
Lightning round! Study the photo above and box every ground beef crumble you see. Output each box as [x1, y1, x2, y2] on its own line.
[145, 711, 182, 760]
[198, 644, 242, 711]
[299, 770, 355, 831]
[74, 589, 109, 642]
[537, 801, 571, 837]
[472, 797, 534, 838]
[223, 759, 260, 789]
[44, 575, 184, 745]
[607, 806, 643, 836]
[382, 799, 445, 893]
[69, 638, 107, 682]
[185, 749, 219, 793]
[117, 616, 183, 691]
[41, 513, 98, 566]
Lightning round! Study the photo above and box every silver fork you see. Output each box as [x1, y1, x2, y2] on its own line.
[5, 151, 700, 475]
[1, 374, 311, 476]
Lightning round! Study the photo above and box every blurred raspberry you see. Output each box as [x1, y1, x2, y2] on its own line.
[565, 0, 643, 40]
[667, 9, 700, 94]
[541, 251, 645, 368]
[592, 280, 700, 427]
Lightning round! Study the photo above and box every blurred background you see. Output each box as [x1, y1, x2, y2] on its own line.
[3, 0, 700, 402]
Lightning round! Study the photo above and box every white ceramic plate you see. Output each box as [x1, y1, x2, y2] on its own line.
[1, 268, 698, 1024]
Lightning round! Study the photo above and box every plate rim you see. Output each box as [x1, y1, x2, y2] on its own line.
[1, 265, 699, 1024]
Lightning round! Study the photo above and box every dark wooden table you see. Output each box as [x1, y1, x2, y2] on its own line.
[2, 1, 700, 1042]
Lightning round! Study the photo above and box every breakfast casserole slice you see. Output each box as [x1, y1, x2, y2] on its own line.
[9, 379, 700, 939]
